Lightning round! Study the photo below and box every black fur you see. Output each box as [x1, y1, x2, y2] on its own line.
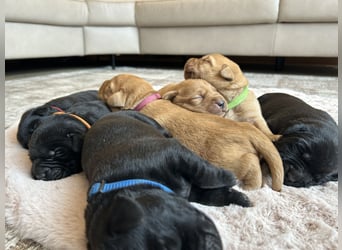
[82, 110, 251, 250]
[29, 100, 111, 180]
[258, 93, 338, 187]
[17, 90, 99, 148]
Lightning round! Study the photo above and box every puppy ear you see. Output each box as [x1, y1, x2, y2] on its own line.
[109, 196, 144, 234]
[107, 90, 126, 108]
[68, 133, 84, 152]
[161, 90, 178, 101]
[219, 64, 234, 81]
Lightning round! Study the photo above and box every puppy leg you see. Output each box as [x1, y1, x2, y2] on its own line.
[176, 150, 252, 207]
[189, 186, 252, 207]
[177, 150, 237, 189]
[236, 153, 263, 190]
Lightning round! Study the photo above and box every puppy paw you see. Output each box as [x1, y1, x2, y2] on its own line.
[228, 189, 253, 207]
[269, 134, 282, 142]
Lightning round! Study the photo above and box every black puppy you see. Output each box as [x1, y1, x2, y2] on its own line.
[17, 90, 99, 148]
[82, 111, 251, 250]
[29, 100, 111, 180]
[258, 93, 338, 187]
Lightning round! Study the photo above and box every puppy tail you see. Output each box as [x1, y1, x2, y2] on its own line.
[251, 130, 284, 192]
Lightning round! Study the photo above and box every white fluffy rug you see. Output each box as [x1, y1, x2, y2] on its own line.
[5, 66, 338, 250]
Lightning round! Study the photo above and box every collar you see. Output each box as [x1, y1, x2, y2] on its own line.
[134, 93, 161, 111]
[88, 179, 174, 198]
[227, 85, 249, 109]
[50, 105, 64, 112]
[53, 111, 91, 129]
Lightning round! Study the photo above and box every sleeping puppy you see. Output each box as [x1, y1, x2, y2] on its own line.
[82, 110, 251, 249]
[98, 74, 284, 192]
[159, 79, 227, 117]
[29, 100, 111, 180]
[258, 93, 338, 187]
[184, 53, 280, 141]
[17, 90, 99, 148]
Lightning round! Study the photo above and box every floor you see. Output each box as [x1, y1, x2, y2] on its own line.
[4, 57, 339, 250]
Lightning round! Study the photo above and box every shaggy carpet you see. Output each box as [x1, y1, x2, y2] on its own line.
[5, 66, 338, 250]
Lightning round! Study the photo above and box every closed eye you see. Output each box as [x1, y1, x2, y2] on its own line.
[191, 95, 203, 100]
[190, 95, 204, 105]
[202, 56, 213, 65]
[52, 147, 68, 158]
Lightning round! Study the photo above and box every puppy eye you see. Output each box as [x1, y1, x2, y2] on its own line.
[202, 57, 213, 65]
[190, 95, 203, 105]
[191, 95, 203, 100]
[204, 59, 211, 64]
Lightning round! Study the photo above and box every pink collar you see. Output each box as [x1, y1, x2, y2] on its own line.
[50, 105, 64, 112]
[134, 93, 161, 111]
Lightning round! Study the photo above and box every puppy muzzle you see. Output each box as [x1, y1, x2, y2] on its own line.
[209, 98, 227, 116]
[31, 159, 80, 181]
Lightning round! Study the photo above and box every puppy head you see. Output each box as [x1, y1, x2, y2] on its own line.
[184, 53, 247, 90]
[86, 190, 222, 250]
[28, 115, 87, 180]
[159, 79, 227, 116]
[275, 128, 338, 187]
[98, 74, 155, 111]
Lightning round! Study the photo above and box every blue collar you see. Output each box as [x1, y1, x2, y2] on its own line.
[88, 179, 174, 198]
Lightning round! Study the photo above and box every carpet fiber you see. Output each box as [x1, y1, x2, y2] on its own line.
[5, 66, 338, 250]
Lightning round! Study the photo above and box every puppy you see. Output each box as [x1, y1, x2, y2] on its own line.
[159, 79, 227, 117]
[82, 110, 251, 249]
[17, 90, 99, 148]
[258, 93, 338, 187]
[29, 100, 111, 180]
[98, 74, 284, 191]
[184, 53, 280, 141]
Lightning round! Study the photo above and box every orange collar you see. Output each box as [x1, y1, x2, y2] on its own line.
[53, 111, 91, 129]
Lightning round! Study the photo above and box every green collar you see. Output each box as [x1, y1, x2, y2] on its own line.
[227, 85, 249, 109]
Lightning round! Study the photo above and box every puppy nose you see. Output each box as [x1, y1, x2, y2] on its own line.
[217, 100, 226, 109]
[32, 164, 48, 180]
[33, 171, 47, 180]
